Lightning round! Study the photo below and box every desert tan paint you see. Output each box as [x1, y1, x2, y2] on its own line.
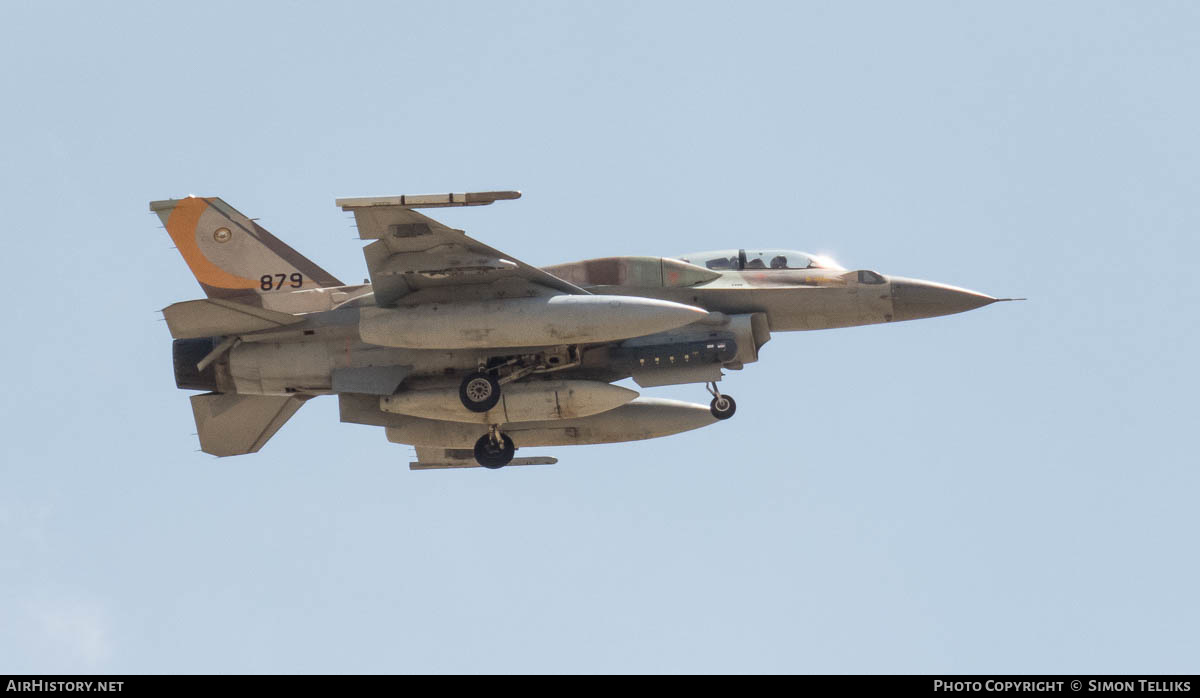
[158, 192, 1008, 463]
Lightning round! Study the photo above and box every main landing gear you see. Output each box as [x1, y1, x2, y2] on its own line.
[459, 371, 501, 412]
[706, 382, 736, 420]
[460, 369, 511, 467]
[457, 347, 583, 413]
[474, 426, 515, 469]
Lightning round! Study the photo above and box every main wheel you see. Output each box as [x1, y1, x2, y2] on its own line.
[459, 372, 501, 412]
[474, 433, 515, 469]
[710, 394, 736, 420]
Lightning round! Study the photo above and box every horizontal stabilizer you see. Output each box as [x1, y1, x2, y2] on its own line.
[409, 446, 557, 470]
[190, 393, 307, 457]
[163, 298, 304, 339]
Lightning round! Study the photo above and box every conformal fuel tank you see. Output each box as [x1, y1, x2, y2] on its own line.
[359, 295, 708, 349]
[379, 397, 719, 447]
[380, 380, 639, 424]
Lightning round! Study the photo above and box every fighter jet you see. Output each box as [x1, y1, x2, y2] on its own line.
[155, 191, 1018, 469]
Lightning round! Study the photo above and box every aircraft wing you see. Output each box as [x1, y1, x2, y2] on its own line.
[409, 446, 558, 471]
[337, 191, 588, 306]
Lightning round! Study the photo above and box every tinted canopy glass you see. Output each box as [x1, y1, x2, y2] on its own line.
[678, 249, 844, 271]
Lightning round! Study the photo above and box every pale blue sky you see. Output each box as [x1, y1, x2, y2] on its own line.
[1, 1, 1197, 673]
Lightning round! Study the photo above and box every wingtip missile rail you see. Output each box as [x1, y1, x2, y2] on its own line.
[336, 191, 522, 210]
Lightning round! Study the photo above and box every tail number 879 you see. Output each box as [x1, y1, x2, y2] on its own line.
[261, 273, 304, 291]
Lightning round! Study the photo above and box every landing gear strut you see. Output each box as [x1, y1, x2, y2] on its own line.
[707, 382, 736, 420]
[457, 348, 583, 414]
[474, 426, 515, 469]
[459, 371, 501, 412]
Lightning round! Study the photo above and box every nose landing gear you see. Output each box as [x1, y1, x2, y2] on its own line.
[706, 381, 736, 420]
[474, 425, 515, 468]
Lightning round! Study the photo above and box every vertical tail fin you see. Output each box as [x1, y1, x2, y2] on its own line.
[151, 196, 343, 300]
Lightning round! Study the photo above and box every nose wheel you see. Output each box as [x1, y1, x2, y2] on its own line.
[474, 426, 515, 468]
[707, 382, 736, 420]
[459, 371, 501, 412]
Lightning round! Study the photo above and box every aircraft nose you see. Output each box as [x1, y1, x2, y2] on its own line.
[889, 277, 997, 321]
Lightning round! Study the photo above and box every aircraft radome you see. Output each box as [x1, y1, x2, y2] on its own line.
[155, 191, 1020, 469]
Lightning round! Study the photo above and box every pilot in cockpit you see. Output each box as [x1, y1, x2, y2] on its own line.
[678, 249, 846, 272]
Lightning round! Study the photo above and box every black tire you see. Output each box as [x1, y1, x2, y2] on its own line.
[474, 433, 515, 469]
[710, 394, 736, 420]
[459, 372, 501, 412]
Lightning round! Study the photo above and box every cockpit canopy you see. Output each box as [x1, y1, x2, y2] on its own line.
[677, 249, 846, 272]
